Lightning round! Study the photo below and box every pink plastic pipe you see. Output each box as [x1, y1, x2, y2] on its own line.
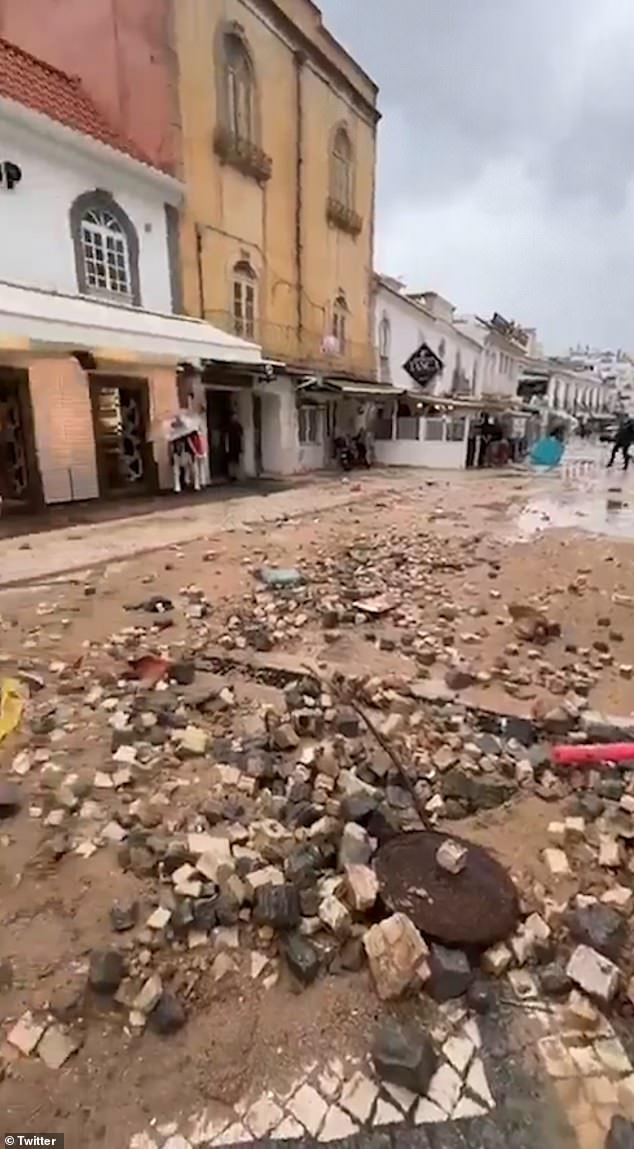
[553, 743, 634, 767]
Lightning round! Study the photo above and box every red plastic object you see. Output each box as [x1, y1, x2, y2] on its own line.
[553, 743, 634, 767]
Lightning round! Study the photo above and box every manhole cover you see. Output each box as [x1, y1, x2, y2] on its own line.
[375, 830, 519, 947]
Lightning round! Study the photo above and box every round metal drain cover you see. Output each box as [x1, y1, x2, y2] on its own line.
[375, 830, 519, 948]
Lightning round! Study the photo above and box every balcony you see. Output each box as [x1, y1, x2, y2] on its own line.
[326, 196, 363, 237]
[205, 311, 377, 378]
[213, 126, 272, 184]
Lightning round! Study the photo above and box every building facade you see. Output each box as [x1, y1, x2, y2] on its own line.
[372, 276, 484, 468]
[174, 0, 382, 474]
[0, 38, 261, 512]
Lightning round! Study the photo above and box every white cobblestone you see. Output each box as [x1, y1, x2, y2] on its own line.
[244, 1096, 284, 1138]
[318, 1105, 358, 1142]
[426, 1064, 462, 1115]
[443, 1035, 475, 1075]
[213, 1122, 251, 1146]
[270, 1116, 305, 1141]
[453, 1096, 488, 1120]
[382, 1082, 418, 1114]
[413, 1099, 447, 1125]
[465, 1058, 495, 1108]
[372, 1099, 403, 1126]
[287, 1083, 329, 1136]
[339, 1071, 379, 1124]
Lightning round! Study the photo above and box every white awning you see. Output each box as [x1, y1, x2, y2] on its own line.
[0, 281, 264, 367]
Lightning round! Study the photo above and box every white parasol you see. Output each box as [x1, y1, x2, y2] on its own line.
[148, 410, 202, 443]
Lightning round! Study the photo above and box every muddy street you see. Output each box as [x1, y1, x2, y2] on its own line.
[1, 462, 634, 1149]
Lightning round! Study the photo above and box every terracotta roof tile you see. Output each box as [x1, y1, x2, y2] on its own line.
[0, 37, 153, 167]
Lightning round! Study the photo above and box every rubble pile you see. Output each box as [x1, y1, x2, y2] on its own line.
[1, 524, 634, 1092]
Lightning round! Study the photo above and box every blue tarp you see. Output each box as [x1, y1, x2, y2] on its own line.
[530, 437, 565, 468]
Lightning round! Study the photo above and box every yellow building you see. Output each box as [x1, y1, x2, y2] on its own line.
[174, 0, 384, 473]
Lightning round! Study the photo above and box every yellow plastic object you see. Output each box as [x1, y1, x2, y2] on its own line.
[0, 678, 25, 743]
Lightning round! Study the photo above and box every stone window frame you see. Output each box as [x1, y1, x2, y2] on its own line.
[329, 122, 355, 208]
[214, 21, 262, 147]
[69, 189, 141, 306]
[232, 257, 258, 340]
[332, 290, 349, 353]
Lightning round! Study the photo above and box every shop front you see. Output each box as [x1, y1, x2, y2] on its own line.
[0, 282, 264, 510]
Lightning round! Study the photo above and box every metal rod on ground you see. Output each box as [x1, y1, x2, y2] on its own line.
[301, 662, 430, 828]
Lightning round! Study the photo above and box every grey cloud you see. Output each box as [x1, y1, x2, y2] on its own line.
[318, 0, 634, 348]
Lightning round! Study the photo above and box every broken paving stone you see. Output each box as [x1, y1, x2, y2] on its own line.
[481, 943, 512, 978]
[566, 944, 620, 1003]
[372, 1018, 437, 1096]
[344, 864, 378, 912]
[148, 992, 186, 1035]
[88, 949, 125, 995]
[147, 906, 171, 931]
[211, 953, 237, 982]
[110, 902, 139, 933]
[436, 839, 467, 875]
[538, 962, 572, 998]
[319, 895, 352, 938]
[253, 883, 300, 929]
[177, 726, 208, 756]
[37, 1025, 80, 1069]
[543, 848, 571, 878]
[338, 822, 373, 867]
[363, 913, 429, 1001]
[272, 723, 300, 751]
[134, 975, 163, 1015]
[568, 904, 627, 960]
[599, 834, 622, 869]
[7, 1012, 45, 1055]
[427, 945, 472, 1002]
[334, 707, 361, 738]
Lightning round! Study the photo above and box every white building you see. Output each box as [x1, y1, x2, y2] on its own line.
[519, 354, 619, 423]
[0, 38, 263, 512]
[372, 275, 527, 469]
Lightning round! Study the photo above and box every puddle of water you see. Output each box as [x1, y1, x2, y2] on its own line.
[515, 489, 634, 540]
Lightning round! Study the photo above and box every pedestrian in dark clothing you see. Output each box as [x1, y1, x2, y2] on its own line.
[607, 418, 634, 471]
[226, 412, 243, 482]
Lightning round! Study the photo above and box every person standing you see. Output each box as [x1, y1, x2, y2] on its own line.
[607, 417, 634, 472]
[226, 411, 244, 482]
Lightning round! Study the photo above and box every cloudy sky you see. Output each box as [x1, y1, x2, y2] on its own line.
[319, 0, 634, 353]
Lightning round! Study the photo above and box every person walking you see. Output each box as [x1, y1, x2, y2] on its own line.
[607, 417, 634, 472]
[226, 411, 244, 482]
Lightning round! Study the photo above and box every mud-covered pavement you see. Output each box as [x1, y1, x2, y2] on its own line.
[1, 455, 634, 1149]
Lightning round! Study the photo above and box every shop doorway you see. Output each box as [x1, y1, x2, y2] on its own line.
[253, 393, 263, 475]
[0, 367, 41, 512]
[206, 389, 232, 480]
[89, 375, 156, 497]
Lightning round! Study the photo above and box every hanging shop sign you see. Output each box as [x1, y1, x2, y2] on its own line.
[403, 341, 444, 388]
[0, 161, 22, 191]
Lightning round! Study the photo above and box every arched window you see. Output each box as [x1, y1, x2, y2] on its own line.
[332, 291, 348, 353]
[378, 314, 391, 360]
[331, 127, 353, 207]
[69, 190, 140, 305]
[225, 33, 254, 141]
[81, 209, 131, 298]
[232, 259, 257, 339]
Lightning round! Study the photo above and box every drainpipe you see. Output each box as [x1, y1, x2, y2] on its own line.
[195, 224, 206, 319]
[294, 51, 306, 350]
